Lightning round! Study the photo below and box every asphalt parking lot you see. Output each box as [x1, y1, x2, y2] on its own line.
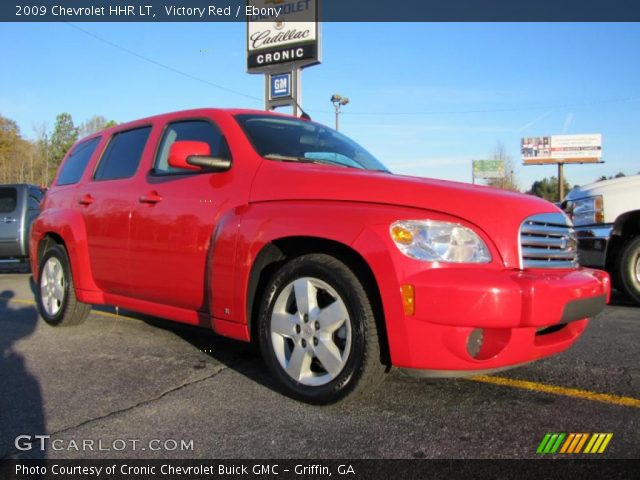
[0, 269, 638, 460]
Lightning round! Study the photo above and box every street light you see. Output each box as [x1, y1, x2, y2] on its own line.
[331, 94, 349, 131]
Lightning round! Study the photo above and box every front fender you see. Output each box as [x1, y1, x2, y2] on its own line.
[212, 201, 449, 346]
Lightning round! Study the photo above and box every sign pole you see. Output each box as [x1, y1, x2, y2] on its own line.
[558, 163, 565, 201]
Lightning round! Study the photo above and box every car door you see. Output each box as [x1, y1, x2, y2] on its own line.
[127, 117, 235, 313]
[77, 126, 152, 295]
[0, 186, 20, 258]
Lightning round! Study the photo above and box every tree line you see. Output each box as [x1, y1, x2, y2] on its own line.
[1, 116, 636, 200]
[0, 113, 116, 186]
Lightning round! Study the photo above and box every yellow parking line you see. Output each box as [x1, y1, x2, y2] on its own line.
[468, 375, 640, 409]
[6, 297, 640, 409]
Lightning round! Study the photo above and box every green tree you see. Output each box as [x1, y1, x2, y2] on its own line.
[597, 172, 626, 182]
[48, 113, 78, 183]
[528, 176, 571, 202]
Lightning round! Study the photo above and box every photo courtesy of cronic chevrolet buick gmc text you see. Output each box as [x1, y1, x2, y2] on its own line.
[30, 109, 611, 404]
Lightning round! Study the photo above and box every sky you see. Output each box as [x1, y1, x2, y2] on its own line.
[1, 22, 639, 190]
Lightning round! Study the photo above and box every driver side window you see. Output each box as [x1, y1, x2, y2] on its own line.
[155, 119, 230, 174]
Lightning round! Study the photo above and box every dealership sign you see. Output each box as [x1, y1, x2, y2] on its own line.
[521, 134, 602, 164]
[247, 0, 320, 72]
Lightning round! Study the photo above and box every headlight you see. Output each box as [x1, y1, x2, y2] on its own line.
[570, 196, 604, 226]
[390, 220, 491, 263]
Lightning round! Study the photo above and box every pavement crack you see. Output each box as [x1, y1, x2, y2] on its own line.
[1, 360, 241, 460]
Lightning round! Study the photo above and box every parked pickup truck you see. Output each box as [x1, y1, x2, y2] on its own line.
[0, 184, 43, 267]
[564, 174, 640, 304]
[30, 109, 610, 403]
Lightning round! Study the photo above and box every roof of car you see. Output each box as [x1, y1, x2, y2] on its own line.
[78, 108, 300, 143]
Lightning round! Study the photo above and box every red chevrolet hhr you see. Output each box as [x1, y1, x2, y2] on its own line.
[30, 109, 610, 403]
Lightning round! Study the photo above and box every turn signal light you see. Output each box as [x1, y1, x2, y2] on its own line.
[391, 225, 414, 245]
[400, 284, 415, 316]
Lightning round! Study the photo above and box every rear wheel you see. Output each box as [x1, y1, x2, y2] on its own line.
[616, 236, 640, 305]
[37, 244, 91, 326]
[258, 254, 386, 404]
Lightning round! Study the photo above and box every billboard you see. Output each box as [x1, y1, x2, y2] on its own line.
[521, 134, 602, 165]
[247, 0, 320, 73]
[472, 160, 505, 179]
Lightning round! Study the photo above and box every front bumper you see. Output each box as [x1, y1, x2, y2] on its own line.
[395, 267, 610, 373]
[574, 224, 612, 269]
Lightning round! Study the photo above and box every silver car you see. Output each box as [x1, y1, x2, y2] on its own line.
[0, 184, 44, 268]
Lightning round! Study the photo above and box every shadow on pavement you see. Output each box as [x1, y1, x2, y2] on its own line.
[0, 290, 46, 459]
[113, 311, 285, 398]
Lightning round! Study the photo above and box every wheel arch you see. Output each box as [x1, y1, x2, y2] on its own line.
[246, 236, 391, 366]
[31, 209, 101, 300]
[606, 210, 640, 272]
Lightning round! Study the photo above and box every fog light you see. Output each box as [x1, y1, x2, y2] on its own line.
[400, 284, 415, 316]
[467, 328, 484, 358]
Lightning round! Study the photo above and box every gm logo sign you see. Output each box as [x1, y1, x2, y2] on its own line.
[270, 73, 291, 99]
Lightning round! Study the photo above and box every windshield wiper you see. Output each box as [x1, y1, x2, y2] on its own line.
[263, 153, 360, 170]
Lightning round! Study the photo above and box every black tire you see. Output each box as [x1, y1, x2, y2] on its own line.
[616, 236, 640, 305]
[36, 244, 91, 326]
[258, 253, 386, 404]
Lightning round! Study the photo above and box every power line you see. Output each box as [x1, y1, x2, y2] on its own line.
[66, 23, 639, 118]
[66, 23, 263, 104]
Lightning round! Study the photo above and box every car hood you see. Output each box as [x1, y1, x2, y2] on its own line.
[250, 161, 559, 268]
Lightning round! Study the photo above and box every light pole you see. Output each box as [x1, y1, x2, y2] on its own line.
[331, 94, 349, 131]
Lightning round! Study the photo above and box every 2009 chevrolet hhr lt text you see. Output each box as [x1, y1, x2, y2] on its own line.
[30, 109, 611, 403]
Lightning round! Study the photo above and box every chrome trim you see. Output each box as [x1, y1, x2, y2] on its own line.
[519, 213, 578, 269]
[574, 225, 613, 241]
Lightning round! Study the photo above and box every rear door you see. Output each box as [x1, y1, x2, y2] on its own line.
[0, 186, 21, 258]
[77, 126, 153, 295]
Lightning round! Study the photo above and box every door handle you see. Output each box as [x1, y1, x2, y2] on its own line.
[2, 217, 16, 223]
[78, 194, 94, 206]
[139, 191, 163, 204]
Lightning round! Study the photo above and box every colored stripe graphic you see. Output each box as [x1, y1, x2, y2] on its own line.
[537, 433, 613, 454]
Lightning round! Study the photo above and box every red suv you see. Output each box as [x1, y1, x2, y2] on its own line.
[31, 109, 610, 403]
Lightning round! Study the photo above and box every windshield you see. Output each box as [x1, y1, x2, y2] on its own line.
[234, 114, 389, 172]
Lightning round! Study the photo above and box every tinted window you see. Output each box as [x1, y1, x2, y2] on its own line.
[57, 137, 101, 185]
[155, 120, 230, 174]
[94, 127, 151, 181]
[234, 114, 389, 172]
[0, 188, 17, 213]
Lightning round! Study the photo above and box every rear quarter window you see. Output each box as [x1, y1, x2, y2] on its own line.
[0, 187, 17, 213]
[94, 126, 151, 181]
[57, 137, 101, 186]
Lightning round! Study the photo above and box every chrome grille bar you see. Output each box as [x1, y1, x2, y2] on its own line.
[519, 213, 578, 269]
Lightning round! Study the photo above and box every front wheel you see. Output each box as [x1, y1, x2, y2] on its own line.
[36, 244, 91, 326]
[616, 236, 640, 305]
[258, 254, 386, 404]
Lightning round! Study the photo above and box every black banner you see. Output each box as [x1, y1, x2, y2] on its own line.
[1, 459, 638, 480]
[3, 0, 640, 22]
[247, 44, 318, 70]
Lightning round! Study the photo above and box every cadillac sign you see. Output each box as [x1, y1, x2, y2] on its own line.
[246, 0, 321, 72]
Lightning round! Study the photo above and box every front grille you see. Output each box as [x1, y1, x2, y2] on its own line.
[519, 213, 578, 269]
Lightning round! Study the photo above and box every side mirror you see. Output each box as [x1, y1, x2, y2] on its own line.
[168, 141, 231, 172]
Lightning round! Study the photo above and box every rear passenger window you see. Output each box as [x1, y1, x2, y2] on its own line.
[94, 127, 151, 181]
[154, 120, 230, 174]
[57, 137, 101, 186]
[0, 187, 17, 213]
